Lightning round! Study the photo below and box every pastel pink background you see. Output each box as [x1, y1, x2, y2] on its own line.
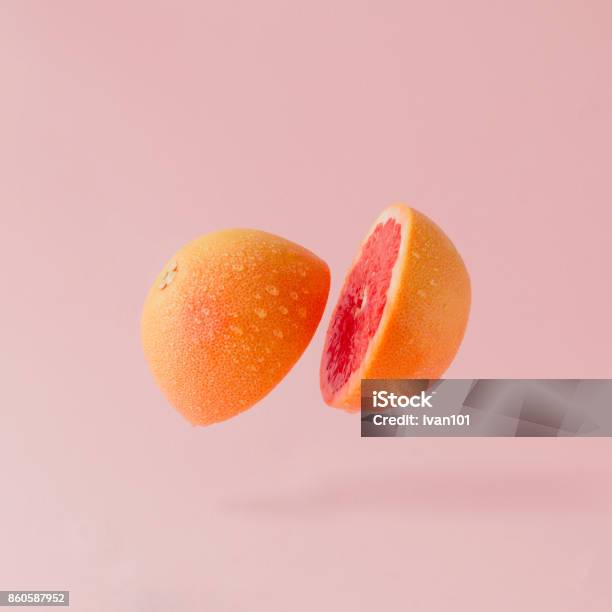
[1, 1, 611, 610]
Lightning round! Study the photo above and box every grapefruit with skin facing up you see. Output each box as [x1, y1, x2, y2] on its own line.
[320, 205, 471, 410]
[141, 229, 330, 425]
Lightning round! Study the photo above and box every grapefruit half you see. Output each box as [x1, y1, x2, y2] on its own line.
[142, 229, 330, 425]
[320, 205, 471, 410]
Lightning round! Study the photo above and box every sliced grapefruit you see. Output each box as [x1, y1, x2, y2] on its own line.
[320, 205, 471, 410]
[142, 229, 330, 425]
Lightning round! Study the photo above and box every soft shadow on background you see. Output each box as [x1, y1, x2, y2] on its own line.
[219, 463, 612, 518]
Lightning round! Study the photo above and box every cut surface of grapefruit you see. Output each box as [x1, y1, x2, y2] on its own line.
[320, 205, 471, 410]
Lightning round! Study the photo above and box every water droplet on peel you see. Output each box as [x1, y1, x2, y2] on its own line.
[232, 357, 239, 364]
[266, 285, 279, 296]
[232, 263, 244, 271]
[430, 279, 438, 286]
[255, 308, 267, 319]
[254, 292, 262, 300]
[202, 307, 210, 316]
[273, 329, 284, 339]
[413, 252, 421, 259]
[290, 291, 298, 300]
[229, 325, 243, 336]
[279, 306, 288, 315]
